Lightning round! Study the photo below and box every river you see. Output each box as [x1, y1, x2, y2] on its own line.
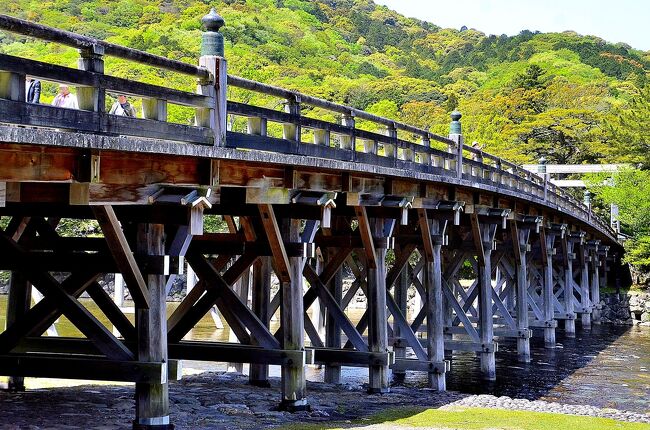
[1, 295, 648, 414]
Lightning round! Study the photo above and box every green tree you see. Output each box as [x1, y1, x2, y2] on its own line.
[587, 169, 650, 271]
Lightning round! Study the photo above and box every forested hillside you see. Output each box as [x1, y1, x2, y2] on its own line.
[1, 0, 650, 273]
[1, 0, 648, 164]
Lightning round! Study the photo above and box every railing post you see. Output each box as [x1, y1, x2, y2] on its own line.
[538, 157, 548, 201]
[197, 8, 227, 146]
[449, 111, 463, 179]
[142, 99, 167, 121]
[247, 117, 267, 136]
[341, 112, 356, 151]
[383, 123, 397, 159]
[0, 71, 25, 102]
[420, 134, 431, 166]
[283, 95, 301, 142]
[77, 44, 105, 112]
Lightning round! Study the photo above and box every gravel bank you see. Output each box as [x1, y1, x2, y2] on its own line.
[1, 371, 648, 429]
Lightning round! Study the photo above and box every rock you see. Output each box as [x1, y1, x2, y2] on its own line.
[641, 312, 650, 322]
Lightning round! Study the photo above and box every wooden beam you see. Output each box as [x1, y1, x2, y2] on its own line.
[354, 206, 378, 269]
[0, 354, 165, 384]
[258, 204, 291, 283]
[92, 205, 149, 308]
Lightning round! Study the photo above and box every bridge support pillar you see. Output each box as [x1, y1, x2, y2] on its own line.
[391, 266, 409, 382]
[471, 214, 497, 381]
[323, 251, 343, 384]
[578, 242, 592, 330]
[279, 218, 308, 411]
[364, 213, 390, 393]
[512, 221, 531, 363]
[134, 223, 171, 430]
[249, 257, 272, 387]
[4, 271, 31, 391]
[424, 216, 446, 391]
[541, 228, 557, 348]
[563, 237, 576, 337]
[590, 248, 601, 324]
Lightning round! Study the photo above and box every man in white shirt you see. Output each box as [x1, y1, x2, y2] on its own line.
[51, 84, 79, 109]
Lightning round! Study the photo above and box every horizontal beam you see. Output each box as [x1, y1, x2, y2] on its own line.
[0, 353, 166, 383]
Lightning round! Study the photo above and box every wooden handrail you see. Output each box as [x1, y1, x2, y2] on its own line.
[0, 14, 212, 81]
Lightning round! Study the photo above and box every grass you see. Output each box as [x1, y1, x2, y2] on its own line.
[280, 406, 650, 430]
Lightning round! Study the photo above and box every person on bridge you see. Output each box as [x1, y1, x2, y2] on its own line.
[25, 78, 41, 104]
[109, 94, 137, 117]
[51, 84, 78, 109]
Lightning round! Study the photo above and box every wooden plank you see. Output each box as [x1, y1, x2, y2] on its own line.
[93, 205, 149, 309]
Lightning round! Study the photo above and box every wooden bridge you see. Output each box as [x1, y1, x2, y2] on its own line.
[0, 9, 622, 429]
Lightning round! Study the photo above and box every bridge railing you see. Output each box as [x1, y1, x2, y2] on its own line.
[0, 13, 614, 239]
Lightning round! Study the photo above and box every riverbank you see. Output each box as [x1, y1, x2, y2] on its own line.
[1, 372, 648, 429]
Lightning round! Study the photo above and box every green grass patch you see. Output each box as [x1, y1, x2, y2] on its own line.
[280, 406, 650, 430]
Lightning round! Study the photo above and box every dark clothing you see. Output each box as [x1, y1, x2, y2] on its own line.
[27, 79, 41, 104]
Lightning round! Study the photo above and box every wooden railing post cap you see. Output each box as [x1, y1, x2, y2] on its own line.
[449, 110, 462, 135]
[201, 8, 225, 57]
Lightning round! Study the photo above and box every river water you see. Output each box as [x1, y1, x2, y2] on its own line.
[1, 295, 648, 414]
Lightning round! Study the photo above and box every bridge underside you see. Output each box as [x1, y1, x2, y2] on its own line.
[0, 129, 616, 428]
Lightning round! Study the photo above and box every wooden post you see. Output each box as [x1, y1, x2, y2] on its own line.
[424, 215, 446, 390]
[365, 215, 389, 393]
[197, 8, 227, 146]
[250, 257, 272, 387]
[77, 44, 105, 112]
[512, 222, 531, 363]
[578, 242, 591, 330]
[392, 265, 409, 380]
[142, 99, 167, 121]
[313, 129, 330, 146]
[542, 230, 556, 347]
[471, 214, 496, 380]
[324, 251, 343, 383]
[114, 273, 125, 307]
[283, 96, 301, 142]
[247, 117, 267, 136]
[0, 71, 26, 102]
[383, 124, 397, 159]
[591, 250, 601, 323]
[4, 272, 31, 391]
[279, 218, 307, 410]
[341, 112, 355, 151]
[449, 111, 463, 178]
[563, 237, 576, 337]
[134, 223, 171, 430]
[228, 265, 250, 373]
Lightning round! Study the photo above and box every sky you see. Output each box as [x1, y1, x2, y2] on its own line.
[373, 0, 650, 51]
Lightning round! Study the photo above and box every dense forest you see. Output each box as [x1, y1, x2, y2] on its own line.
[0, 0, 649, 276]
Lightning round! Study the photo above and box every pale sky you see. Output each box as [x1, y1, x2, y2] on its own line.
[374, 0, 650, 51]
